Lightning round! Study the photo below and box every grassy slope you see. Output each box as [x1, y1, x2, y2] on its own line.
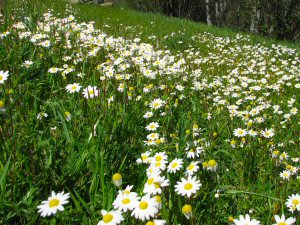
[9, 0, 299, 51]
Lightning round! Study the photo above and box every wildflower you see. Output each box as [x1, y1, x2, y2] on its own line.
[149, 98, 165, 110]
[112, 173, 122, 187]
[233, 214, 260, 225]
[22, 60, 34, 68]
[233, 128, 247, 137]
[0, 70, 9, 84]
[64, 111, 71, 121]
[286, 194, 300, 212]
[37, 191, 70, 217]
[175, 176, 202, 198]
[280, 170, 291, 180]
[131, 195, 159, 221]
[230, 139, 237, 148]
[0, 100, 4, 108]
[143, 111, 153, 119]
[37, 112, 48, 120]
[185, 161, 199, 176]
[97, 210, 124, 225]
[82, 85, 99, 99]
[154, 195, 162, 209]
[146, 122, 160, 131]
[145, 220, 166, 225]
[147, 133, 160, 141]
[273, 214, 296, 225]
[182, 204, 192, 219]
[207, 159, 218, 172]
[113, 191, 139, 212]
[261, 128, 275, 138]
[279, 152, 288, 161]
[66, 83, 81, 93]
[167, 158, 183, 173]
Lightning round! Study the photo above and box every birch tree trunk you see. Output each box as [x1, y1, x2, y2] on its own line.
[215, 0, 220, 25]
[205, 0, 212, 26]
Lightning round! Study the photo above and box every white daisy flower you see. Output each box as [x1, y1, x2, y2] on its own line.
[261, 128, 275, 138]
[37, 112, 48, 120]
[146, 122, 160, 131]
[149, 98, 165, 110]
[273, 214, 296, 225]
[175, 176, 202, 198]
[131, 195, 159, 221]
[185, 162, 199, 176]
[145, 219, 166, 225]
[286, 194, 300, 212]
[233, 128, 247, 137]
[113, 192, 140, 212]
[167, 158, 183, 173]
[82, 85, 99, 99]
[0, 70, 9, 84]
[97, 210, 124, 225]
[147, 133, 160, 141]
[37, 191, 70, 217]
[280, 170, 291, 180]
[233, 214, 260, 225]
[143, 111, 153, 119]
[66, 83, 82, 93]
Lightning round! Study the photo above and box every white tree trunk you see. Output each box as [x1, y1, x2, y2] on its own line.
[205, 0, 212, 26]
[215, 0, 219, 25]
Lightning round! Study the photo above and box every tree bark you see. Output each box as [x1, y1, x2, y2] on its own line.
[205, 0, 212, 26]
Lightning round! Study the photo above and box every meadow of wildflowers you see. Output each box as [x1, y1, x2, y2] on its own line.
[0, 1, 299, 224]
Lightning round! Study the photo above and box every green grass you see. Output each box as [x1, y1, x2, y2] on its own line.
[7, 0, 299, 51]
[0, 0, 299, 224]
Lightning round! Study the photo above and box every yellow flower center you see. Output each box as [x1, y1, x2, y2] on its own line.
[72, 86, 77, 90]
[153, 102, 160, 108]
[208, 160, 217, 167]
[155, 162, 161, 167]
[49, 198, 60, 208]
[172, 162, 178, 168]
[0, 75, 3, 80]
[150, 125, 155, 129]
[278, 223, 287, 225]
[154, 182, 161, 189]
[188, 164, 194, 170]
[103, 213, 113, 223]
[154, 195, 161, 203]
[184, 183, 193, 190]
[146, 222, 155, 225]
[147, 178, 154, 185]
[112, 173, 122, 181]
[238, 130, 244, 134]
[122, 198, 130, 204]
[89, 90, 94, 95]
[292, 199, 299, 205]
[123, 190, 130, 194]
[0, 101, 4, 108]
[141, 155, 148, 160]
[182, 204, 192, 214]
[139, 201, 148, 210]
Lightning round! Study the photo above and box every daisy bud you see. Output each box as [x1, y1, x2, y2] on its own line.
[182, 204, 192, 219]
[65, 111, 71, 121]
[0, 100, 4, 108]
[213, 132, 218, 137]
[207, 159, 218, 172]
[112, 173, 122, 187]
[228, 216, 234, 222]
